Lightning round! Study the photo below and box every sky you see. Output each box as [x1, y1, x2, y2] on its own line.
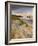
[10, 5, 33, 14]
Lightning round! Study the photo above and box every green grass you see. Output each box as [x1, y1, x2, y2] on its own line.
[11, 15, 30, 27]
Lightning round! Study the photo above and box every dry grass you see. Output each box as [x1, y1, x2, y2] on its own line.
[10, 15, 33, 39]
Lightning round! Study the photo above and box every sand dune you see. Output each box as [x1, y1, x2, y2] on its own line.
[10, 17, 33, 39]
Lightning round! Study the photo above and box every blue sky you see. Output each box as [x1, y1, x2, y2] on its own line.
[11, 5, 33, 13]
[13, 7, 32, 13]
